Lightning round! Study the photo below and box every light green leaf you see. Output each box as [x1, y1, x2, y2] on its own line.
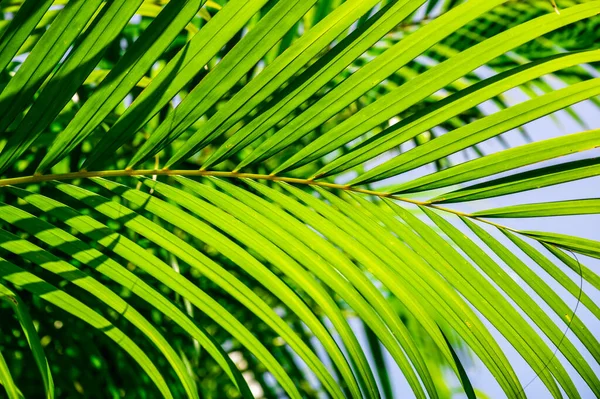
[389, 128, 600, 194]
[304, 50, 600, 179]
[138, 176, 363, 398]
[424, 209, 598, 396]
[5, 185, 252, 397]
[386, 199, 571, 398]
[234, 0, 508, 171]
[169, 176, 386, 397]
[472, 198, 600, 218]
[200, 0, 427, 169]
[431, 157, 600, 203]
[522, 231, 600, 260]
[126, 0, 319, 169]
[210, 177, 438, 399]
[165, 0, 384, 168]
[459, 217, 598, 396]
[277, 180, 527, 398]
[0, 284, 45, 399]
[502, 231, 600, 323]
[352, 78, 600, 185]
[544, 244, 600, 293]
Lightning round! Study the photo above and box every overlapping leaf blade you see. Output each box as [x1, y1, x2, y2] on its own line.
[1, 0, 599, 397]
[304, 51, 600, 179]
[5, 186, 253, 397]
[388, 128, 600, 194]
[0, 0, 145, 174]
[81, 0, 268, 170]
[0, 205, 198, 399]
[36, 0, 205, 173]
[472, 199, 600, 218]
[432, 157, 600, 203]
[0, 284, 51, 399]
[0, 341, 23, 399]
[0, 258, 173, 398]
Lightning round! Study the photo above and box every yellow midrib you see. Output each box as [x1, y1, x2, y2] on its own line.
[0, 168, 515, 231]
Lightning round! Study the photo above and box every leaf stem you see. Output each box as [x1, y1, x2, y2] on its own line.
[0, 169, 518, 232]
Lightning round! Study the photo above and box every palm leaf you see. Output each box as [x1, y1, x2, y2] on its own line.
[0, 345, 23, 399]
[0, 283, 49, 399]
[0, 0, 599, 398]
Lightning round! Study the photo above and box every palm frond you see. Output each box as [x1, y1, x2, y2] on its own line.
[0, 1, 599, 398]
